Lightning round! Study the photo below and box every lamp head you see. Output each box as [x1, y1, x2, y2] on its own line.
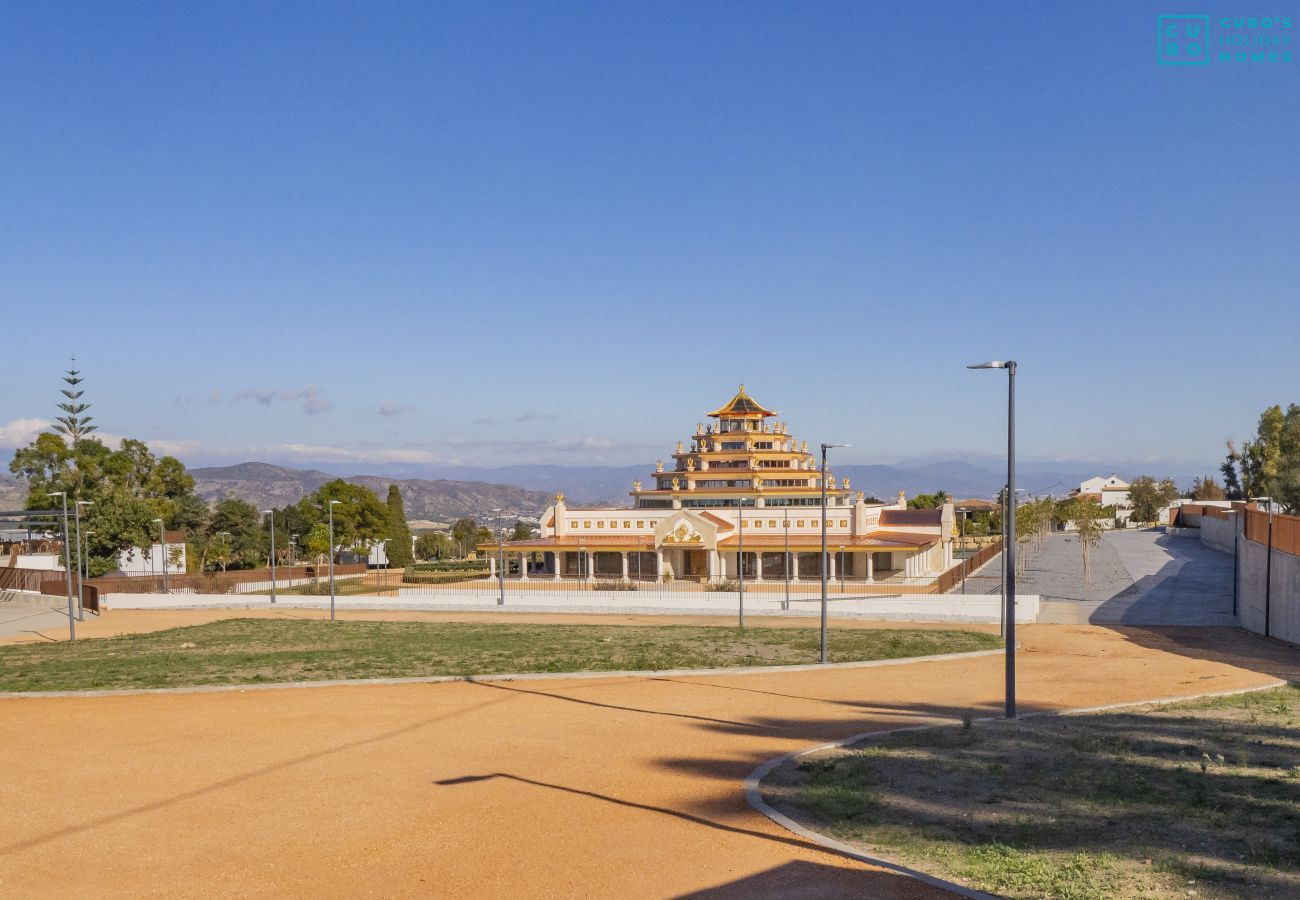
[77, 500, 94, 507]
[328, 499, 341, 507]
[152, 518, 163, 524]
[47, 490, 66, 498]
[261, 509, 273, 515]
[820, 442, 850, 451]
[967, 360, 1006, 369]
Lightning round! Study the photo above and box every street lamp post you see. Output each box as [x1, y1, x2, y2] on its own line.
[737, 499, 745, 628]
[47, 491, 75, 641]
[491, 508, 505, 606]
[969, 359, 1018, 719]
[783, 510, 790, 611]
[327, 500, 340, 621]
[217, 531, 231, 574]
[74, 500, 92, 620]
[152, 517, 169, 593]
[819, 443, 849, 663]
[262, 510, 276, 604]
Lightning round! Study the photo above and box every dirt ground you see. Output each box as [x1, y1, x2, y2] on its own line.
[1, 621, 1296, 898]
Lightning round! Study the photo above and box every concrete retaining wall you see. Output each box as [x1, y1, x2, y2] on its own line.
[1238, 538, 1300, 644]
[1200, 515, 1238, 554]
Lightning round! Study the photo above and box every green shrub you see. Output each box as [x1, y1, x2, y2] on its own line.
[706, 579, 739, 592]
[593, 580, 639, 591]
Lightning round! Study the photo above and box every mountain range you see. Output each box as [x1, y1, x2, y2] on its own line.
[190, 463, 553, 522]
[2, 456, 1210, 525]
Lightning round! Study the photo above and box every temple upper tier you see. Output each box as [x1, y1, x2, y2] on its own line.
[634, 385, 851, 509]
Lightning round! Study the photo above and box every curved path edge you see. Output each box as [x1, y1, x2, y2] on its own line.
[744, 679, 1289, 900]
[0, 646, 1004, 699]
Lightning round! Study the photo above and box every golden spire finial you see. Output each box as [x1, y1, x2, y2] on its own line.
[738, 383, 745, 393]
[555, 493, 565, 503]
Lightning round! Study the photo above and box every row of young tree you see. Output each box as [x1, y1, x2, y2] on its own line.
[8, 430, 533, 575]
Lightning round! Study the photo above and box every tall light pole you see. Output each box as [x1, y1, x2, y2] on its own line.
[491, 508, 505, 605]
[46, 491, 75, 640]
[819, 443, 849, 663]
[262, 510, 276, 604]
[969, 360, 1017, 718]
[783, 509, 791, 611]
[74, 500, 92, 620]
[217, 531, 231, 573]
[328, 500, 341, 621]
[737, 498, 745, 628]
[152, 517, 169, 593]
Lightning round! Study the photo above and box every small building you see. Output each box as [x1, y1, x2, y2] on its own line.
[480, 386, 956, 583]
[117, 531, 187, 576]
[1067, 474, 1132, 523]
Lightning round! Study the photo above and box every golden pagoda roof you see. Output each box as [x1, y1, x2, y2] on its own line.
[707, 384, 777, 418]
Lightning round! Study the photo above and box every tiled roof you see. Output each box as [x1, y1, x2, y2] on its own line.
[707, 384, 776, 418]
[879, 509, 943, 526]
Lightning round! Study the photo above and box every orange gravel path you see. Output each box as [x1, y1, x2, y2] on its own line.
[1, 624, 1295, 898]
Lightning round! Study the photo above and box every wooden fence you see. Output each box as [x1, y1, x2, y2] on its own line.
[0, 566, 49, 592]
[934, 539, 1003, 593]
[84, 563, 369, 595]
[1245, 509, 1300, 557]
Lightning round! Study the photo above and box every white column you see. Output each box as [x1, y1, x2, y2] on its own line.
[553, 552, 562, 580]
[866, 553, 874, 583]
[790, 552, 800, 582]
[753, 553, 764, 582]
[707, 550, 718, 581]
[828, 553, 836, 581]
[519, 552, 529, 580]
[488, 555, 497, 578]
[621, 552, 629, 582]
[655, 550, 665, 583]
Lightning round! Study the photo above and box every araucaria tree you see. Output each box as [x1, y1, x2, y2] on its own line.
[385, 485, 414, 568]
[54, 357, 98, 442]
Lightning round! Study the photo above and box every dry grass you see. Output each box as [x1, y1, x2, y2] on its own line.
[764, 685, 1300, 899]
[0, 618, 1000, 691]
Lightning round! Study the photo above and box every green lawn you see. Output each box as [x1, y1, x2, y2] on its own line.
[0, 619, 1001, 692]
[764, 685, 1300, 900]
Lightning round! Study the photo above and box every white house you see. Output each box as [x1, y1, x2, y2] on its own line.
[117, 531, 187, 576]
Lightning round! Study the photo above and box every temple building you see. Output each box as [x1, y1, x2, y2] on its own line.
[484, 386, 955, 584]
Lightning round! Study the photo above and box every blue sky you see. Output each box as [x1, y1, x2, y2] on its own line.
[1, 1, 1295, 473]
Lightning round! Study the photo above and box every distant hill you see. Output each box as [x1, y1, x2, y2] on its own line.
[190, 462, 552, 521]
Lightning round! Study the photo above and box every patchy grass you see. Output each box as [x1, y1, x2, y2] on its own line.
[766, 684, 1300, 899]
[0, 619, 1000, 692]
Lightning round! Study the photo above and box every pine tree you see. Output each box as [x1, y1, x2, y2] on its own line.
[54, 356, 97, 442]
[385, 484, 414, 568]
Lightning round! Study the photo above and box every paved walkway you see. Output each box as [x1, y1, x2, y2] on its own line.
[964, 529, 1237, 626]
[0, 594, 74, 642]
[1, 623, 1294, 898]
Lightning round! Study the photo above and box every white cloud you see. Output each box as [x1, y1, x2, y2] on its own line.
[231, 386, 332, 415]
[271, 443, 445, 465]
[378, 401, 414, 417]
[0, 418, 53, 447]
[475, 410, 560, 425]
